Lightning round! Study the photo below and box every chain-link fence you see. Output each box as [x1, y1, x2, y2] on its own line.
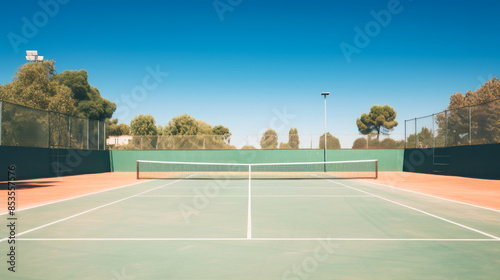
[107, 133, 405, 150]
[405, 98, 500, 148]
[0, 100, 106, 150]
[0, 101, 49, 148]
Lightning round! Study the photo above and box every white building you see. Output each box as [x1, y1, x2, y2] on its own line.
[106, 135, 133, 146]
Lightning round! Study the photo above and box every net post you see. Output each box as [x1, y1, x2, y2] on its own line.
[375, 160, 378, 179]
[136, 160, 140, 180]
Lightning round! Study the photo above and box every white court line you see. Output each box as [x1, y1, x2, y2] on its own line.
[158, 186, 348, 189]
[363, 180, 500, 213]
[247, 167, 252, 239]
[0, 180, 152, 216]
[136, 195, 374, 198]
[329, 180, 500, 240]
[0, 179, 183, 243]
[15, 237, 500, 242]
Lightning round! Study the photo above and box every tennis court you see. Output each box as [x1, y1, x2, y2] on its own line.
[1, 160, 500, 280]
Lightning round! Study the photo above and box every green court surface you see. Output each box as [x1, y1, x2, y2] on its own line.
[2, 178, 500, 279]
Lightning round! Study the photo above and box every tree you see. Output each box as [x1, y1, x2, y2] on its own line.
[378, 138, 397, 149]
[407, 127, 434, 148]
[117, 123, 131, 135]
[288, 128, 300, 149]
[196, 119, 213, 135]
[106, 119, 119, 136]
[163, 114, 200, 135]
[279, 142, 292, 149]
[0, 61, 79, 148]
[352, 137, 367, 149]
[319, 133, 341, 149]
[156, 114, 232, 150]
[212, 125, 231, 145]
[131, 114, 158, 136]
[0, 61, 76, 115]
[279, 128, 300, 149]
[129, 115, 157, 150]
[260, 129, 278, 149]
[356, 105, 398, 140]
[417, 127, 433, 148]
[436, 77, 500, 146]
[51, 70, 116, 120]
[212, 125, 229, 135]
[0, 61, 116, 120]
[241, 145, 257, 150]
[213, 125, 231, 140]
[106, 119, 130, 136]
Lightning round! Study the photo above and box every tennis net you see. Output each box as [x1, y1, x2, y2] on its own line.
[137, 160, 378, 180]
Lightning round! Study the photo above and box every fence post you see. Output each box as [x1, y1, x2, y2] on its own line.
[432, 114, 435, 148]
[104, 122, 106, 150]
[0, 101, 2, 145]
[404, 120, 406, 149]
[444, 110, 448, 147]
[87, 119, 90, 150]
[83, 119, 86, 150]
[68, 117, 72, 149]
[97, 121, 100, 150]
[57, 114, 61, 148]
[48, 112, 51, 148]
[468, 105, 472, 145]
[414, 118, 417, 148]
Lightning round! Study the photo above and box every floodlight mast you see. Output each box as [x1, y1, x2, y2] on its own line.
[26, 50, 43, 63]
[321, 92, 330, 172]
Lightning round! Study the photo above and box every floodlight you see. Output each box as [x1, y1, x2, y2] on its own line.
[25, 50, 44, 63]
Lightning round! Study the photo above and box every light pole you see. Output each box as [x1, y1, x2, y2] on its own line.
[321, 92, 330, 172]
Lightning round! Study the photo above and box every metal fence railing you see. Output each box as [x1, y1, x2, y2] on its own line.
[0, 100, 106, 150]
[405, 98, 500, 148]
[107, 133, 406, 150]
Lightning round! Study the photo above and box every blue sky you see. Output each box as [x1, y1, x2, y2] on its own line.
[1, 0, 499, 137]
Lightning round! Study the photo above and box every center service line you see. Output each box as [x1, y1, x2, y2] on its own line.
[247, 166, 252, 239]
